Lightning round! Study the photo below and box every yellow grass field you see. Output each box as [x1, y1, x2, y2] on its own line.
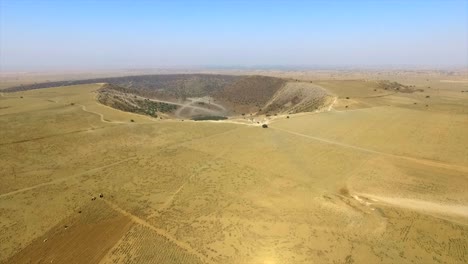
[1, 73, 467, 264]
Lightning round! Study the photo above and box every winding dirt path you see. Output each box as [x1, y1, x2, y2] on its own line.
[174, 97, 226, 118]
[327, 97, 338, 111]
[77, 104, 127, 124]
[129, 94, 223, 119]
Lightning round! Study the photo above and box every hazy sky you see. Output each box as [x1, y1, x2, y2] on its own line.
[1, 0, 467, 71]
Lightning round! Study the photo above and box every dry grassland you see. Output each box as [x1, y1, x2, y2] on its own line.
[0, 72, 467, 263]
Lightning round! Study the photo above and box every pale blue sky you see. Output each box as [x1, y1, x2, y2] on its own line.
[1, 0, 467, 71]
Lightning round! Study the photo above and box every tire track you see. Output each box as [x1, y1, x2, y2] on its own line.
[354, 91, 399, 99]
[102, 199, 212, 264]
[271, 126, 468, 174]
[0, 92, 19, 98]
[145, 128, 240, 219]
[2, 124, 240, 197]
[0, 126, 109, 146]
[151, 139, 233, 216]
[0, 157, 136, 198]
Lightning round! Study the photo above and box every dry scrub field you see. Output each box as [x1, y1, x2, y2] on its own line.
[1, 73, 467, 264]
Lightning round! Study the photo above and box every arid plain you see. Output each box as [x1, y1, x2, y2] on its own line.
[1, 70, 467, 263]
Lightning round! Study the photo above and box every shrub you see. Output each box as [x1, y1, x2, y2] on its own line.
[339, 187, 349, 196]
[191, 116, 227, 121]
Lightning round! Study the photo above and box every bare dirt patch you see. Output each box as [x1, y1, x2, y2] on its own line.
[7, 201, 133, 264]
